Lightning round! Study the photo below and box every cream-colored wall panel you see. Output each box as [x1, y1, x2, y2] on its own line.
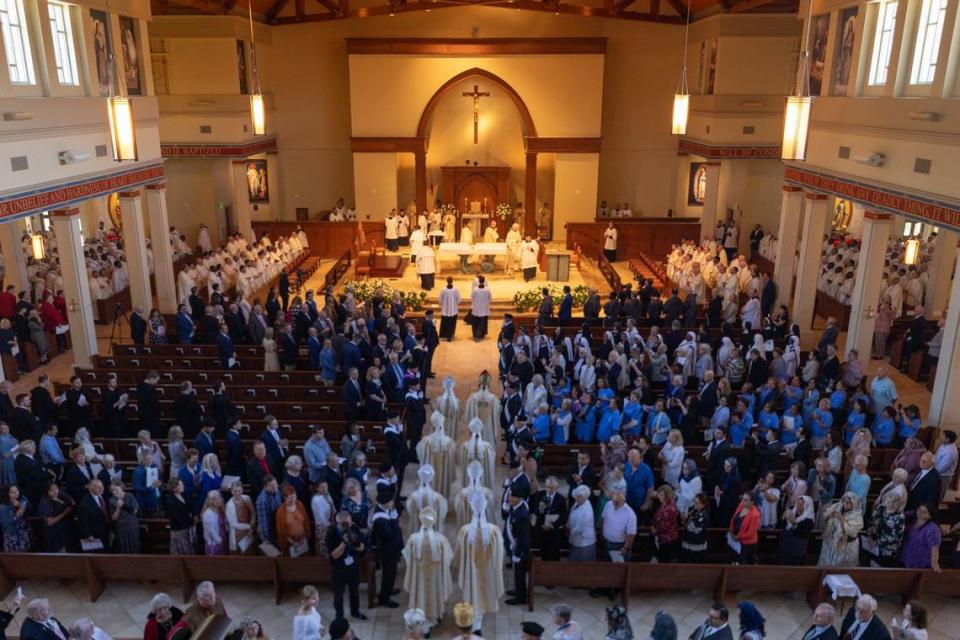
[166, 38, 240, 95]
[163, 158, 220, 245]
[554, 153, 600, 243]
[353, 153, 399, 220]
[715, 37, 798, 95]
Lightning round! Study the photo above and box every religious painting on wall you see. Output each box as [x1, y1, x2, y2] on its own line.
[688, 163, 707, 206]
[246, 160, 269, 203]
[118, 16, 141, 95]
[832, 198, 853, 232]
[108, 193, 122, 231]
[704, 39, 718, 95]
[809, 13, 830, 95]
[236, 40, 248, 94]
[89, 9, 112, 96]
[831, 7, 859, 96]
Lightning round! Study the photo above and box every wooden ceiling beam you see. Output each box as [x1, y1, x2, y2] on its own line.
[315, 0, 340, 12]
[150, 0, 227, 13]
[664, 0, 688, 18]
[296, 0, 305, 18]
[612, 0, 635, 12]
[729, 0, 780, 12]
[265, 0, 291, 20]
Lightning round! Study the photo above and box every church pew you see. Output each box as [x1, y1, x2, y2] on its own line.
[56, 380, 347, 406]
[80, 366, 332, 387]
[528, 559, 630, 611]
[627, 563, 726, 603]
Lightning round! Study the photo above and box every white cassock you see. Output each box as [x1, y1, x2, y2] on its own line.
[402, 508, 454, 624]
[439, 287, 461, 317]
[604, 227, 618, 251]
[463, 390, 500, 447]
[454, 494, 505, 619]
[297, 230, 309, 248]
[410, 229, 425, 261]
[483, 225, 499, 243]
[408, 466, 449, 532]
[505, 229, 522, 271]
[434, 377, 461, 441]
[198, 227, 211, 253]
[470, 286, 492, 318]
[416, 245, 436, 276]
[521, 240, 539, 270]
[457, 424, 497, 495]
[741, 297, 761, 330]
[416, 412, 457, 499]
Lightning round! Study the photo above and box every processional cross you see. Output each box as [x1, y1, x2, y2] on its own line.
[462, 84, 490, 144]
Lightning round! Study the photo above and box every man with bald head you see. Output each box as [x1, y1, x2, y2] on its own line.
[907, 451, 941, 513]
[800, 603, 838, 640]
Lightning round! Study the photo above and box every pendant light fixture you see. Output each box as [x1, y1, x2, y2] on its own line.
[105, 0, 137, 161]
[781, 0, 816, 161]
[248, 0, 265, 136]
[671, 0, 693, 135]
[30, 233, 45, 260]
[904, 238, 920, 265]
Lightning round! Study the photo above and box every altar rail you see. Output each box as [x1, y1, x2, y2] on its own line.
[0, 553, 376, 606]
[528, 561, 957, 612]
[566, 219, 700, 258]
[253, 221, 384, 259]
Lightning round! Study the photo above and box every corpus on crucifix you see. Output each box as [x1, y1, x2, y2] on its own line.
[462, 84, 490, 144]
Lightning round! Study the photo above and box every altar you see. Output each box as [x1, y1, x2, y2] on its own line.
[441, 165, 510, 236]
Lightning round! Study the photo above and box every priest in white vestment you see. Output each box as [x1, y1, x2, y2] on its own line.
[407, 465, 448, 531]
[416, 412, 456, 499]
[434, 376, 461, 440]
[463, 383, 500, 447]
[454, 461, 500, 530]
[520, 237, 539, 282]
[456, 418, 497, 494]
[410, 228, 425, 266]
[504, 223, 522, 276]
[454, 493, 504, 633]
[416, 244, 436, 290]
[402, 507, 454, 630]
[198, 224, 212, 253]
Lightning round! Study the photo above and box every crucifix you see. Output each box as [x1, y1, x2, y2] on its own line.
[462, 84, 490, 144]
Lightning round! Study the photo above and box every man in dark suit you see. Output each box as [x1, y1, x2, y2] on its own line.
[705, 427, 731, 492]
[248, 303, 268, 346]
[77, 478, 110, 550]
[18, 598, 69, 640]
[838, 595, 891, 640]
[343, 367, 364, 425]
[11, 393, 42, 442]
[707, 290, 723, 328]
[383, 411, 408, 492]
[246, 442, 276, 498]
[200, 307, 220, 345]
[531, 476, 568, 562]
[174, 381, 203, 438]
[817, 317, 839, 360]
[760, 273, 776, 318]
[136, 371, 162, 438]
[537, 288, 554, 326]
[746, 349, 769, 388]
[225, 419, 246, 480]
[225, 303, 246, 345]
[558, 286, 573, 324]
[279, 324, 298, 371]
[906, 452, 941, 512]
[193, 420, 217, 460]
[421, 310, 439, 380]
[260, 416, 289, 471]
[566, 451, 598, 505]
[582, 291, 601, 320]
[307, 328, 322, 370]
[216, 323, 236, 369]
[689, 604, 734, 640]
[14, 441, 55, 505]
[903, 305, 928, 364]
[63, 376, 93, 433]
[279, 268, 290, 310]
[647, 292, 664, 322]
[663, 289, 685, 326]
[318, 451, 345, 506]
[188, 288, 205, 325]
[799, 603, 839, 640]
[29, 376, 58, 429]
[175, 304, 195, 344]
[129, 306, 148, 345]
[504, 483, 531, 606]
[698, 372, 719, 428]
[382, 352, 406, 403]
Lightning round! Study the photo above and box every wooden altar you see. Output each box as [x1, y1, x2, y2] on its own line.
[441, 165, 510, 233]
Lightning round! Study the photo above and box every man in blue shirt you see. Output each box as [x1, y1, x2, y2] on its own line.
[869, 367, 898, 414]
[304, 427, 332, 483]
[320, 338, 339, 386]
[623, 448, 654, 519]
[307, 327, 322, 370]
[39, 423, 65, 478]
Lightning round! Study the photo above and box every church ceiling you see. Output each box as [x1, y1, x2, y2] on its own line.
[151, 0, 798, 24]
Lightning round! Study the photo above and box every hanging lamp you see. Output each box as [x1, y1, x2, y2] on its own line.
[781, 0, 816, 161]
[671, 0, 693, 135]
[105, 0, 136, 161]
[248, 0, 265, 135]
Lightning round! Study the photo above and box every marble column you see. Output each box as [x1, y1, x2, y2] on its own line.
[792, 192, 830, 330]
[232, 160, 256, 242]
[773, 186, 804, 308]
[699, 161, 721, 242]
[119, 191, 153, 314]
[50, 208, 97, 367]
[845, 211, 892, 360]
[928, 252, 960, 426]
[0, 218, 28, 293]
[924, 233, 957, 318]
[145, 184, 178, 314]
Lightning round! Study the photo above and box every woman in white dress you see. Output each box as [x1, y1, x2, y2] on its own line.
[262, 328, 280, 372]
[292, 586, 323, 640]
[677, 458, 702, 515]
[659, 429, 685, 488]
[566, 485, 596, 561]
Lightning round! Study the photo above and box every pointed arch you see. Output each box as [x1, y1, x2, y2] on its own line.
[416, 67, 538, 142]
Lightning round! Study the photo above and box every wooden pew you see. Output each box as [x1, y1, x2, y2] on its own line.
[528, 559, 630, 611]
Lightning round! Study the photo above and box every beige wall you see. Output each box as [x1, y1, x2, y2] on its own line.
[353, 153, 399, 221]
[554, 153, 600, 242]
[163, 158, 223, 246]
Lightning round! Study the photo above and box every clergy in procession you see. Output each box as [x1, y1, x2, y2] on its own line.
[453, 603, 484, 640]
[463, 374, 501, 446]
[520, 236, 539, 282]
[385, 210, 400, 252]
[505, 222, 522, 277]
[398, 212, 411, 247]
[371, 488, 403, 609]
[434, 376, 461, 442]
[407, 465, 448, 531]
[604, 221, 618, 262]
[457, 418, 497, 494]
[416, 412, 456, 498]
[438, 277, 461, 340]
[410, 226, 425, 266]
[504, 483, 531, 606]
[416, 243, 436, 291]
[402, 507, 454, 634]
[198, 224, 212, 253]
[454, 493, 505, 635]
[442, 208, 457, 241]
[459, 223, 475, 273]
[454, 461, 500, 530]
[470, 276, 492, 340]
[482, 221, 499, 267]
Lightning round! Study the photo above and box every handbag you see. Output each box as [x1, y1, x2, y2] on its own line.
[464, 311, 475, 325]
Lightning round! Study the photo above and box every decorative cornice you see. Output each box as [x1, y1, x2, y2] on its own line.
[160, 137, 278, 158]
[351, 137, 426, 153]
[345, 38, 608, 56]
[805, 192, 829, 200]
[784, 165, 960, 231]
[524, 137, 602, 154]
[0, 163, 165, 221]
[118, 190, 142, 198]
[678, 138, 781, 160]
[50, 208, 81, 218]
[864, 210, 894, 221]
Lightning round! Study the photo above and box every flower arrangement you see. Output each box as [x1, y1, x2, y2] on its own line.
[342, 279, 428, 311]
[513, 284, 590, 312]
[495, 203, 512, 222]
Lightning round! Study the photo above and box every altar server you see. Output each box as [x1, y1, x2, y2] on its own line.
[439, 277, 461, 341]
[416, 244, 436, 290]
[520, 236, 539, 282]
